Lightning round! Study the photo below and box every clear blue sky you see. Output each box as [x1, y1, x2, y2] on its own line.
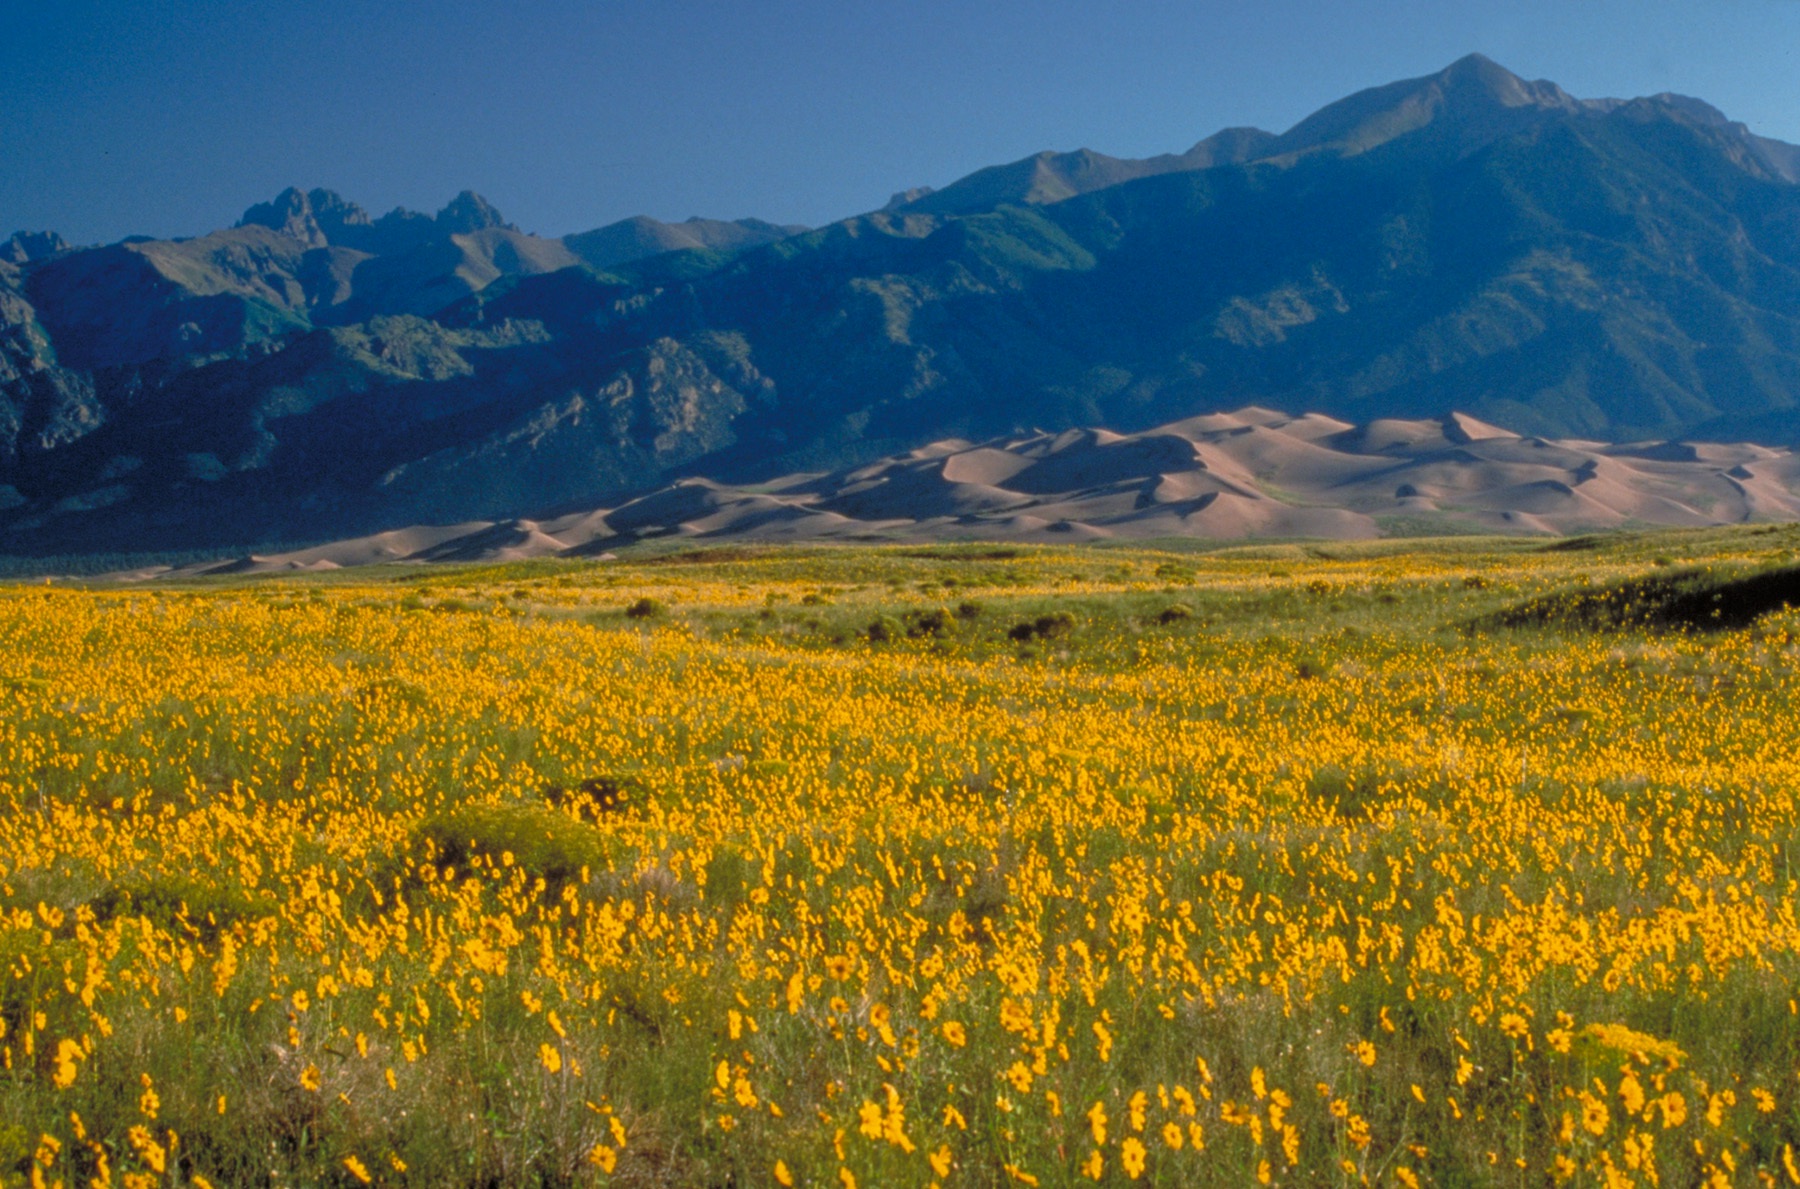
[7, 0, 1799, 245]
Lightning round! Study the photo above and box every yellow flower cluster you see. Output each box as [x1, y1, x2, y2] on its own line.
[0, 536, 1796, 1186]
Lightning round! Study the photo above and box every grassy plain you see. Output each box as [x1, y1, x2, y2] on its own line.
[2, 527, 1800, 1187]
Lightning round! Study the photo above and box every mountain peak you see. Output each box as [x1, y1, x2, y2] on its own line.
[1435, 52, 1581, 109]
[238, 187, 382, 248]
[883, 186, 936, 211]
[238, 186, 327, 247]
[1269, 53, 1586, 160]
[3, 230, 70, 264]
[1436, 53, 1520, 92]
[1178, 126, 1278, 167]
[435, 191, 514, 234]
[895, 144, 1217, 216]
[305, 188, 373, 237]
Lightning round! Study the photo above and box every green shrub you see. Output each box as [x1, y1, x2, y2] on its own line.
[905, 608, 956, 638]
[543, 773, 652, 818]
[624, 597, 667, 619]
[89, 872, 276, 937]
[1008, 611, 1077, 642]
[0, 1126, 29, 1182]
[866, 615, 903, 643]
[414, 804, 604, 885]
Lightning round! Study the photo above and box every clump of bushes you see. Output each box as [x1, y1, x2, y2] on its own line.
[906, 608, 956, 637]
[868, 608, 960, 642]
[866, 614, 903, 642]
[624, 597, 667, 619]
[414, 803, 604, 886]
[543, 773, 651, 818]
[1008, 611, 1077, 642]
[88, 871, 276, 938]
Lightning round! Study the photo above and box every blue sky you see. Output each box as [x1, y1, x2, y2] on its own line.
[7, 0, 1799, 244]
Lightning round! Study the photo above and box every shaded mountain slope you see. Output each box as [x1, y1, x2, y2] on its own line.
[508, 73, 1800, 473]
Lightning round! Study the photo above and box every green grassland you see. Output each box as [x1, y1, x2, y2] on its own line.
[0, 526, 1798, 1187]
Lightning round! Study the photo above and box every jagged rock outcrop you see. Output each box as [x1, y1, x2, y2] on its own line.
[3, 231, 71, 264]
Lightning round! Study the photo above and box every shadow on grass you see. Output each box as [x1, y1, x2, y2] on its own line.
[1481, 563, 1800, 632]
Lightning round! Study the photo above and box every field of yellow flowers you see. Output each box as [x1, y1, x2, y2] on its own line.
[2, 528, 1800, 1187]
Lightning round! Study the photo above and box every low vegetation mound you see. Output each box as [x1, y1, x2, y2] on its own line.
[414, 802, 604, 886]
[1484, 562, 1800, 632]
[1007, 610, 1077, 642]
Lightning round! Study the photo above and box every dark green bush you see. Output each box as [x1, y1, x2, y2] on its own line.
[415, 804, 604, 885]
[624, 597, 667, 619]
[544, 773, 651, 818]
[89, 872, 276, 937]
[1008, 611, 1077, 642]
[905, 608, 957, 638]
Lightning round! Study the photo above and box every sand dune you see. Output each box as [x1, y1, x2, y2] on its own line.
[133, 409, 1800, 575]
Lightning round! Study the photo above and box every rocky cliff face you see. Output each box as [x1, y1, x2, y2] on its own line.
[4, 55, 1800, 555]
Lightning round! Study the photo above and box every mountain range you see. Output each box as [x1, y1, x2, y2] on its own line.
[6, 53, 1800, 555]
